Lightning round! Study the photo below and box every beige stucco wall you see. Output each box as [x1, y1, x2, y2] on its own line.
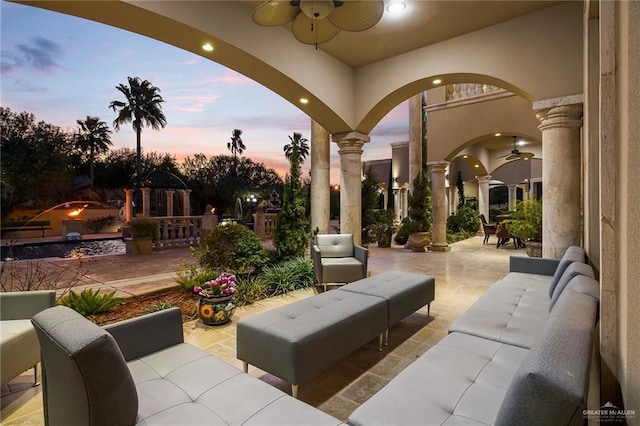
[426, 95, 541, 162]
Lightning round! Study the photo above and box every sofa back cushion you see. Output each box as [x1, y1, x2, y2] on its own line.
[549, 262, 595, 310]
[316, 234, 355, 258]
[495, 281, 598, 426]
[31, 306, 138, 426]
[548, 246, 585, 297]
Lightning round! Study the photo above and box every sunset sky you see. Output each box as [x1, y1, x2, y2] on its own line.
[0, 1, 410, 183]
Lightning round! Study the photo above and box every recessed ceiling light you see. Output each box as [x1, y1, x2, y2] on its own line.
[202, 43, 214, 52]
[300, 98, 309, 104]
[432, 79, 442, 85]
[463, 155, 468, 159]
[494, 132, 501, 137]
[474, 164, 480, 168]
[386, 2, 406, 13]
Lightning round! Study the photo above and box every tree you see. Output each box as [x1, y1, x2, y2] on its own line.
[361, 166, 379, 243]
[109, 76, 166, 191]
[283, 132, 309, 165]
[227, 128, 246, 176]
[273, 133, 309, 260]
[456, 171, 465, 209]
[75, 116, 112, 188]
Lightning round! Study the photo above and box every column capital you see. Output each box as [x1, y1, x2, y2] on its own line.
[427, 160, 449, 173]
[476, 174, 492, 184]
[141, 187, 151, 195]
[336, 137, 367, 156]
[535, 104, 583, 131]
[165, 189, 175, 194]
[332, 131, 370, 144]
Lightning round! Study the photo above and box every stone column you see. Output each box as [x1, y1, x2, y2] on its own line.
[141, 187, 151, 217]
[428, 161, 451, 252]
[448, 186, 456, 217]
[311, 120, 331, 234]
[477, 175, 492, 221]
[165, 190, 175, 217]
[125, 189, 134, 222]
[409, 94, 423, 192]
[507, 184, 518, 211]
[534, 98, 583, 259]
[332, 132, 369, 245]
[401, 188, 408, 219]
[181, 189, 192, 216]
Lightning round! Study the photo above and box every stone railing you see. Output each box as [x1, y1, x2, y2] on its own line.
[254, 212, 278, 240]
[151, 216, 203, 249]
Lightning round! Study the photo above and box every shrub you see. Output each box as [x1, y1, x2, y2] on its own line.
[261, 256, 315, 295]
[58, 288, 123, 315]
[176, 254, 217, 293]
[394, 217, 419, 245]
[233, 274, 268, 307]
[506, 200, 542, 242]
[128, 217, 159, 239]
[447, 207, 480, 234]
[143, 301, 174, 314]
[196, 223, 268, 274]
[84, 215, 116, 233]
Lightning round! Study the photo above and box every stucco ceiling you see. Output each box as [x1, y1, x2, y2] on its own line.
[240, 1, 562, 68]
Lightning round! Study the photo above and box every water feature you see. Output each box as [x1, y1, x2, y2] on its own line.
[1, 238, 125, 261]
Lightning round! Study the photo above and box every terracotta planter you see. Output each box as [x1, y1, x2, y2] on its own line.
[197, 294, 235, 325]
[408, 232, 431, 252]
[525, 241, 542, 257]
[377, 232, 392, 248]
[125, 237, 153, 255]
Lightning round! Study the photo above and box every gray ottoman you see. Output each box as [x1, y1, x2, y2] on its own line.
[338, 271, 435, 342]
[237, 290, 387, 397]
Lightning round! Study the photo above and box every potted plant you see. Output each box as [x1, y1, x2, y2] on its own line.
[407, 170, 432, 252]
[505, 199, 542, 257]
[125, 217, 159, 255]
[194, 272, 237, 325]
[371, 209, 396, 248]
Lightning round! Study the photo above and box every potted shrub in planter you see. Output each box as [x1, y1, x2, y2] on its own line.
[371, 209, 396, 248]
[125, 217, 159, 255]
[407, 170, 432, 252]
[505, 199, 543, 257]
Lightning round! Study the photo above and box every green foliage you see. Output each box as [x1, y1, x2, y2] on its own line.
[446, 229, 476, 244]
[128, 217, 159, 239]
[260, 256, 315, 295]
[176, 256, 217, 293]
[233, 274, 268, 307]
[361, 166, 379, 235]
[143, 301, 174, 314]
[408, 169, 432, 232]
[456, 171, 465, 209]
[489, 208, 507, 223]
[85, 215, 116, 233]
[197, 223, 268, 274]
[394, 217, 419, 245]
[370, 209, 397, 242]
[447, 206, 480, 234]
[505, 200, 543, 242]
[273, 133, 309, 260]
[58, 288, 124, 316]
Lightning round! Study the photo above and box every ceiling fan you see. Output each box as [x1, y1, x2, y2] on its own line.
[497, 136, 535, 161]
[252, 0, 384, 47]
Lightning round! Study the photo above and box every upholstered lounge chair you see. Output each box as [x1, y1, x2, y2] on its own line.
[312, 234, 368, 291]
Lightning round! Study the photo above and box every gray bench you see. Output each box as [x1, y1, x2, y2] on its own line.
[237, 290, 387, 397]
[236, 271, 435, 397]
[339, 271, 435, 344]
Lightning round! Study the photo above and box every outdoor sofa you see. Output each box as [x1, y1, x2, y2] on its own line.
[0, 290, 56, 387]
[348, 246, 600, 426]
[31, 306, 343, 426]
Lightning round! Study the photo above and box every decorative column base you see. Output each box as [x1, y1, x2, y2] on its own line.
[429, 243, 451, 252]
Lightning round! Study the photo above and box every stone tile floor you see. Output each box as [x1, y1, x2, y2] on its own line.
[0, 235, 524, 425]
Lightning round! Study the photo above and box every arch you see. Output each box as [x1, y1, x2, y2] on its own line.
[22, 1, 583, 136]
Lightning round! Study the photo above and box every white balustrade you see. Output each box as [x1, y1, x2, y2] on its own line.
[150, 216, 203, 250]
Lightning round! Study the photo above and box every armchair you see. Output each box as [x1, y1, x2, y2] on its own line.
[480, 214, 496, 244]
[312, 234, 368, 291]
[1, 290, 56, 387]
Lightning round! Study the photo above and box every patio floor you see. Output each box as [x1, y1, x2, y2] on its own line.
[0, 235, 525, 424]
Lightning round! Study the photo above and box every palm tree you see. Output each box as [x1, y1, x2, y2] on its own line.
[227, 128, 245, 176]
[109, 76, 166, 189]
[76, 116, 112, 188]
[283, 132, 309, 165]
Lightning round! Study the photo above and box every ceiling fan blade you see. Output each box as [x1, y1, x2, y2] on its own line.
[292, 13, 340, 44]
[327, 0, 384, 32]
[253, 1, 299, 26]
[505, 153, 519, 161]
[520, 152, 535, 159]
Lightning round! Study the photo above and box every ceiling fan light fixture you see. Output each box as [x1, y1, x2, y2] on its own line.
[299, 0, 335, 20]
[386, 2, 406, 14]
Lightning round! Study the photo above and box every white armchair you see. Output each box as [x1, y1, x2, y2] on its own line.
[312, 234, 368, 291]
